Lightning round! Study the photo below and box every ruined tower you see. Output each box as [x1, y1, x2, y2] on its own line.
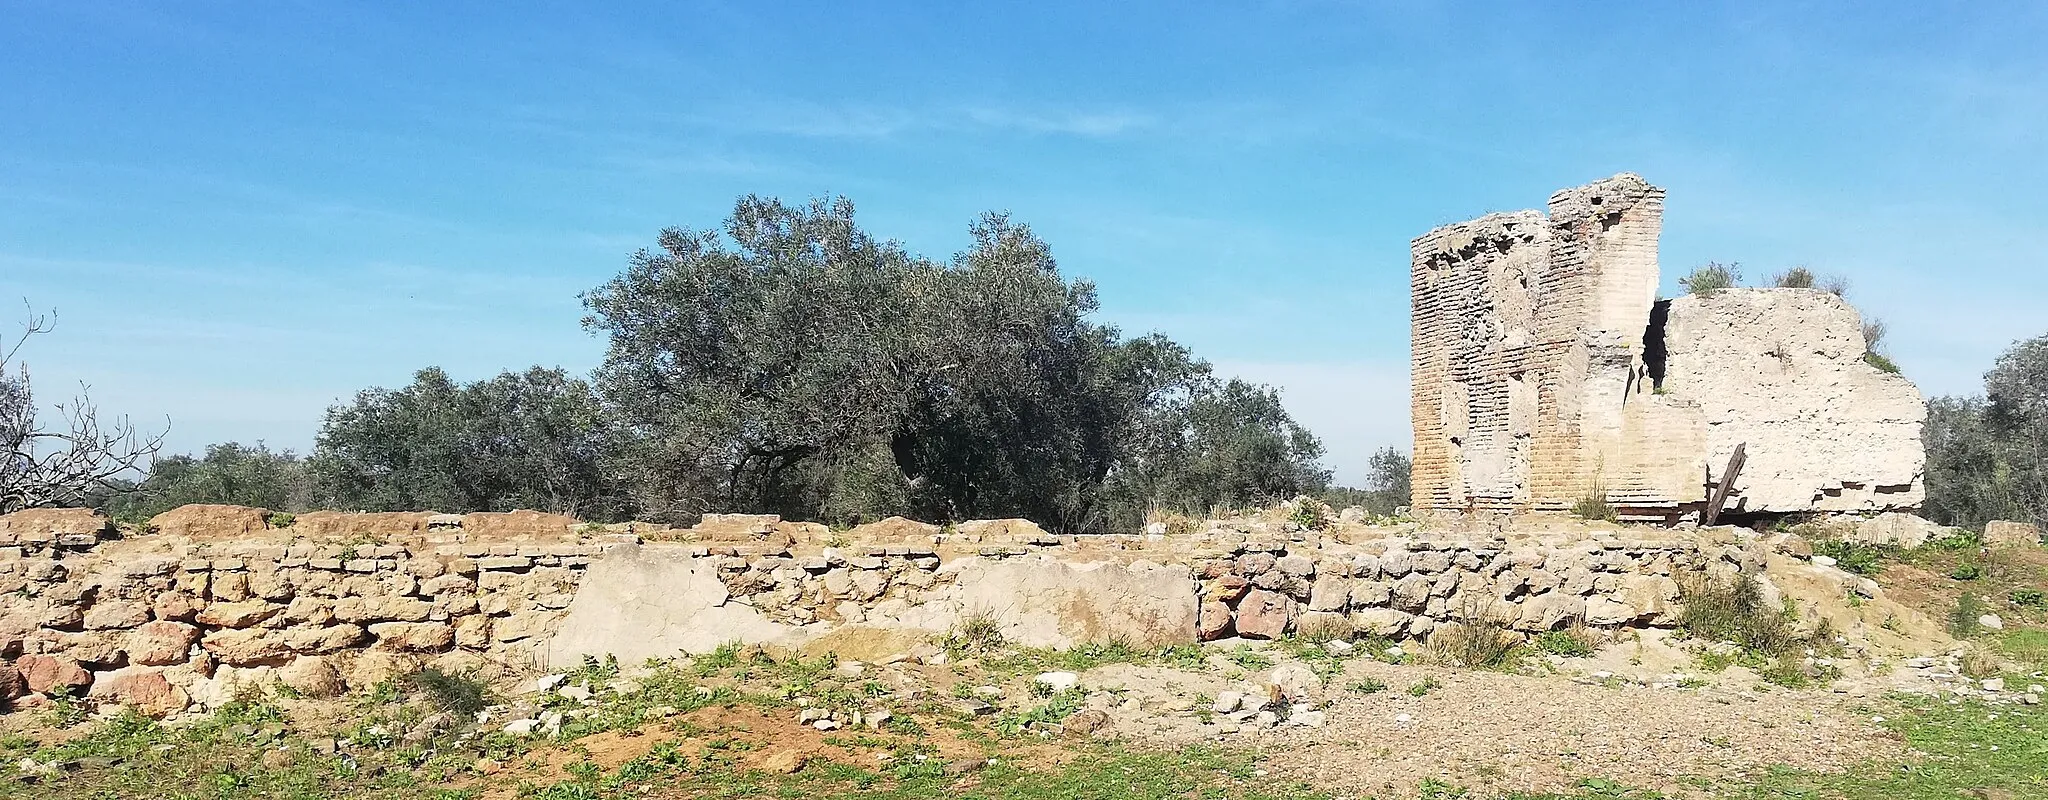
[1410, 174, 1926, 522]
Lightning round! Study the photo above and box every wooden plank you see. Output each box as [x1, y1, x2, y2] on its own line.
[1702, 443, 1747, 526]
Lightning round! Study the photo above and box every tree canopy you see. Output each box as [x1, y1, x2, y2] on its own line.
[579, 196, 1327, 530]
[310, 366, 622, 519]
[1924, 333, 2048, 531]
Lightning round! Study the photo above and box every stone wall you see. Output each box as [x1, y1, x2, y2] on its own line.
[0, 505, 1753, 719]
[1410, 174, 1926, 521]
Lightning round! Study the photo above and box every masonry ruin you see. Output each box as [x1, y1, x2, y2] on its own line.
[1410, 174, 1927, 522]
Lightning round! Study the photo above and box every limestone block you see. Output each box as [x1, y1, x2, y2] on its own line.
[0, 508, 111, 541]
[1197, 600, 1233, 640]
[1349, 580, 1392, 608]
[210, 571, 251, 602]
[544, 544, 792, 667]
[369, 622, 454, 652]
[1513, 593, 1585, 632]
[1238, 552, 1277, 575]
[282, 624, 367, 653]
[1275, 554, 1315, 577]
[127, 621, 200, 666]
[0, 663, 24, 699]
[201, 628, 292, 666]
[1584, 597, 1637, 626]
[1985, 520, 2042, 548]
[83, 600, 151, 630]
[342, 651, 420, 691]
[1850, 513, 1956, 549]
[1307, 575, 1351, 612]
[283, 597, 335, 625]
[1391, 573, 1431, 612]
[88, 666, 187, 716]
[16, 653, 92, 694]
[196, 600, 283, 629]
[275, 655, 345, 698]
[455, 615, 492, 649]
[149, 504, 271, 539]
[1234, 589, 1296, 640]
[1413, 551, 1452, 574]
[1348, 608, 1414, 638]
[153, 591, 204, 622]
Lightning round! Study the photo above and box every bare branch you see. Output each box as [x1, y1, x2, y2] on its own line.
[0, 303, 169, 514]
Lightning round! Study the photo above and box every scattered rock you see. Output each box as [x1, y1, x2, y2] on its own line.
[1984, 520, 2042, 548]
[1035, 671, 1080, 693]
[1268, 662, 1321, 700]
[758, 749, 807, 775]
[944, 757, 987, 777]
[1063, 709, 1110, 736]
[1978, 614, 2005, 631]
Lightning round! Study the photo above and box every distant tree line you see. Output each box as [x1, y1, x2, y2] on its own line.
[88, 196, 1350, 533]
[1924, 333, 2048, 531]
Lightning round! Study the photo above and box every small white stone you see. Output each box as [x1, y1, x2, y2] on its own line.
[811, 719, 840, 731]
[1811, 555, 1838, 568]
[1393, 713, 1413, 724]
[1212, 691, 1244, 714]
[502, 719, 541, 736]
[1979, 614, 2005, 631]
[1290, 709, 1327, 728]
[558, 685, 593, 702]
[536, 674, 567, 692]
[1982, 678, 2006, 692]
[1035, 671, 1080, 693]
[1323, 640, 1355, 656]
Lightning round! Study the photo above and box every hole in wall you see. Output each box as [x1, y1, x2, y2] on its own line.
[1643, 299, 1670, 390]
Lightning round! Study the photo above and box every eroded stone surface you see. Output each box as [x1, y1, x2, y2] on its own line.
[1410, 175, 1926, 520]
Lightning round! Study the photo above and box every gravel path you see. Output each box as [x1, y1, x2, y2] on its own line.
[1099, 658, 1902, 798]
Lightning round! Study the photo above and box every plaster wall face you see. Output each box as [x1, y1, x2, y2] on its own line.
[1661, 289, 1926, 513]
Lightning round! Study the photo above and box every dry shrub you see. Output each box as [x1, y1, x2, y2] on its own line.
[1426, 618, 1522, 669]
[1677, 573, 1798, 655]
[1296, 613, 1355, 644]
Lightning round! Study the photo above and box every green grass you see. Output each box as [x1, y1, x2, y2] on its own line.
[521, 742, 1336, 800]
[983, 640, 1208, 675]
[1807, 539, 1896, 576]
[1739, 697, 2048, 800]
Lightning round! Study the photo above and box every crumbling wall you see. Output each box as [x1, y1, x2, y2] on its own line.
[1, 505, 1736, 718]
[1412, 174, 1926, 520]
[1662, 289, 1926, 514]
[1412, 174, 1704, 517]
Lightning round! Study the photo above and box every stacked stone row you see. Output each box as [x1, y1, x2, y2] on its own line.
[710, 546, 949, 625]
[1192, 537, 1711, 641]
[0, 538, 629, 714]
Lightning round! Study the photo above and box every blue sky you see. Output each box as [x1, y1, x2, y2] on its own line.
[5, 2, 2045, 485]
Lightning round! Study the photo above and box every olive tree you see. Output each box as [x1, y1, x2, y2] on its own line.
[311, 366, 622, 519]
[583, 195, 1331, 531]
[1924, 333, 2048, 530]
